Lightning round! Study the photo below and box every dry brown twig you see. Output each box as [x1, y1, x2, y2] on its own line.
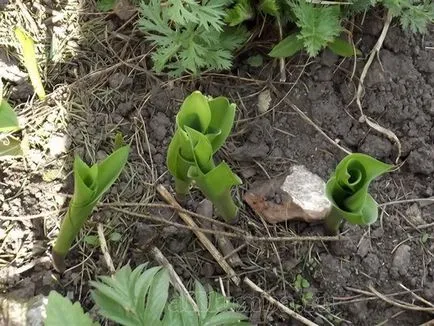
[97, 223, 115, 274]
[150, 246, 199, 313]
[156, 185, 241, 286]
[356, 10, 401, 163]
[109, 205, 345, 243]
[244, 277, 319, 326]
[156, 185, 319, 325]
[368, 285, 434, 313]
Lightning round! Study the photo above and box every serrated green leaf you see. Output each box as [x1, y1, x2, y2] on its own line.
[259, 0, 279, 16]
[204, 311, 249, 326]
[292, 2, 343, 57]
[195, 280, 209, 320]
[143, 268, 170, 324]
[269, 33, 304, 58]
[226, 0, 254, 26]
[46, 291, 98, 326]
[328, 38, 361, 57]
[179, 294, 200, 326]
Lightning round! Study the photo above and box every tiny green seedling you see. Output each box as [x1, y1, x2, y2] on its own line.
[293, 274, 314, 306]
[167, 91, 242, 222]
[52, 145, 129, 272]
[325, 153, 393, 234]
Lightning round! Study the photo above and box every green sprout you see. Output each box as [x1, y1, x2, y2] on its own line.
[14, 27, 46, 100]
[325, 153, 393, 234]
[0, 86, 23, 157]
[167, 91, 242, 222]
[52, 146, 129, 272]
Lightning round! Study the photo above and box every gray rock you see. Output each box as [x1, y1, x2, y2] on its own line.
[244, 165, 331, 223]
[391, 244, 411, 276]
[0, 295, 47, 326]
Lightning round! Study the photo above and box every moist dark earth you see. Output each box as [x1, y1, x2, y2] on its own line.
[0, 7, 433, 326]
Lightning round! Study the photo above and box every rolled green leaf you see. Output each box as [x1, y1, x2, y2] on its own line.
[52, 146, 129, 272]
[166, 91, 241, 221]
[167, 91, 237, 199]
[325, 153, 393, 234]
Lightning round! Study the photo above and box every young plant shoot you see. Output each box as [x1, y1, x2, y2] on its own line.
[52, 146, 129, 272]
[325, 153, 393, 234]
[167, 91, 242, 222]
[14, 27, 46, 100]
[0, 84, 23, 157]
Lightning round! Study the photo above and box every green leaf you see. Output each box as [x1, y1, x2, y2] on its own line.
[178, 294, 199, 326]
[246, 55, 263, 67]
[109, 232, 122, 242]
[291, 2, 342, 57]
[14, 27, 46, 100]
[226, 0, 254, 26]
[46, 291, 97, 326]
[328, 38, 361, 57]
[207, 97, 236, 152]
[177, 91, 212, 134]
[269, 33, 304, 58]
[114, 132, 125, 150]
[143, 268, 170, 324]
[167, 91, 241, 221]
[0, 100, 19, 133]
[204, 312, 248, 326]
[259, 0, 280, 16]
[52, 146, 129, 271]
[84, 235, 99, 246]
[325, 153, 393, 231]
[97, 0, 116, 11]
[195, 280, 208, 321]
[301, 278, 310, 288]
[0, 136, 23, 158]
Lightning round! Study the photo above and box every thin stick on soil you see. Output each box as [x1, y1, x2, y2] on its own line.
[150, 246, 199, 313]
[355, 10, 401, 163]
[97, 223, 115, 274]
[244, 277, 318, 326]
[368, 285, 434, 313]
[109, 205, 345, 242]
[156, 185, 241, 286]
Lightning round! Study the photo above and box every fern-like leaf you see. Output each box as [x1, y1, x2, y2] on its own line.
[259, 0, 280, 16]
[91, 264, 169, 326]
[45, 291, 97, 326]
[291, 1, 342, 56]
[226, 0, 254, 26]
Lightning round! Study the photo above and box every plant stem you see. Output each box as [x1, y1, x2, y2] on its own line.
[324, 207, 344, 235]
[52, 205, 93, 272]
[213, 190, 239, 223]
[174, 178, 190, 202]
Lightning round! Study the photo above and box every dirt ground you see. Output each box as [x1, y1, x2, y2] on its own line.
[0, 1, 433, 325]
